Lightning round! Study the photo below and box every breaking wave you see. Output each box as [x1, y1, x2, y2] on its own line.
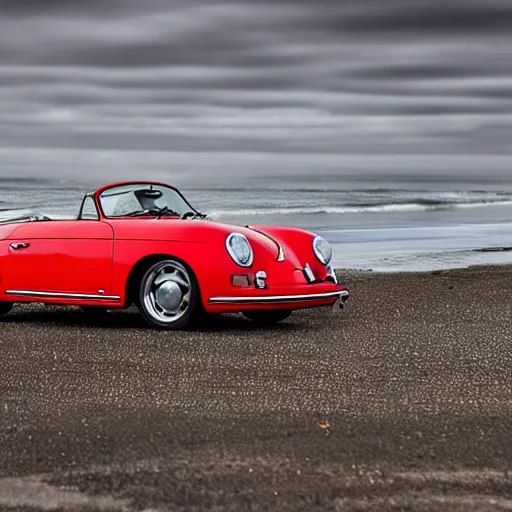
[2, 183, 512, 220]
[208, 198, 512, 218]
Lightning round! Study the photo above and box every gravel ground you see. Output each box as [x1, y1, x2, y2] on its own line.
[1, 266, 512, 511]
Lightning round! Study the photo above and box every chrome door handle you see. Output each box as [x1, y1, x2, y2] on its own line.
[10, 242, 30, 250]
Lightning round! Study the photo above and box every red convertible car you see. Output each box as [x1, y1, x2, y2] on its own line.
[0, 181, 349, 329]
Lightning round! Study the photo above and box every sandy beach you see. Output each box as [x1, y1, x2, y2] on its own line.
[1, 265, 512, 511]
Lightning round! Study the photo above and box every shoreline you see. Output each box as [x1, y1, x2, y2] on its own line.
[336, 260, 512, 276]
[332, 245, 512, 274]
[336, 262, 512, 274]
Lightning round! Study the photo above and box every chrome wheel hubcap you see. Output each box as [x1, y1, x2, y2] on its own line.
[143, 261, 191, 324]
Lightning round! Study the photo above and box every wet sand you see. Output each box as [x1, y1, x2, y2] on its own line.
[1, 265, 512, 511]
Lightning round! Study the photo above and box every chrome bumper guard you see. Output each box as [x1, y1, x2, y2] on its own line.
[208, 290, 349, 305]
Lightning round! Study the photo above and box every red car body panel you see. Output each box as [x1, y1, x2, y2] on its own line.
[0, 221, 115, 300]
[0, 181, 348, 314]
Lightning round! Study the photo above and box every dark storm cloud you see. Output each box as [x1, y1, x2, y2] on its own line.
[0, 0, 511, 183]
[333, 1, 512, 34]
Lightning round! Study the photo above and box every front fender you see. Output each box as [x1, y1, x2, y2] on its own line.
[245, 225, 330, 278]
[111, 239, 249, 307]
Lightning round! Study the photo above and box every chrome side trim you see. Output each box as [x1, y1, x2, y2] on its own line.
[209, 290, 348, 305]
[5, 290, 121, 301]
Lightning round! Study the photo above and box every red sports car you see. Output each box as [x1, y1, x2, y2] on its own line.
[0, 181, 349, 329]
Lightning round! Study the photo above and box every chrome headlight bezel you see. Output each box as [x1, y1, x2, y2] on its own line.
[312, 235, 332, 265]
[226, 232, 254, 267]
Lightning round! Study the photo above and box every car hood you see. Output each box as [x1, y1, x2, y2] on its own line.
[109, 218, 282, 257]
[108, 217, 319, 273]
[192, 219, 283, 257]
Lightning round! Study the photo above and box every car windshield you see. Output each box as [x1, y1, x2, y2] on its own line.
[99, 183, 198, 218]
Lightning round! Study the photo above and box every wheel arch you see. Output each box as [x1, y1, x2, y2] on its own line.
[124, 253, 202, 308]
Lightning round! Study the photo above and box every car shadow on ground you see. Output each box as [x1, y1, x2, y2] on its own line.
[0, 304, 318, 333]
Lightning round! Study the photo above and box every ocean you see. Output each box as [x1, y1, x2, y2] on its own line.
[2, 176, 512, 272]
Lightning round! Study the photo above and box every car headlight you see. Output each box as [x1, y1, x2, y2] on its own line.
[226, 233, 254, 267]
[312, 235, 332, 265]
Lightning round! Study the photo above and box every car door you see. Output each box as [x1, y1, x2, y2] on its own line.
[2, 220, 114, 298]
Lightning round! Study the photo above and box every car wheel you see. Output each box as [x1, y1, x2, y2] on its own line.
[243, 309, 292, 325]
[138, 258, 200, 330]
[0, 302, 13, 316]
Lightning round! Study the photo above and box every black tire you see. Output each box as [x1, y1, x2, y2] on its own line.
[243, 309, 293, 325]
[0, 302, 13, 316]
[138, 258, 201, 330]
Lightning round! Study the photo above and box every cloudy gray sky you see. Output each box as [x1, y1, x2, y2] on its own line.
[1, 0, 512, 187]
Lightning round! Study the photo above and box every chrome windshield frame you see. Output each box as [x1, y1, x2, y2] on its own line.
[93, 182, 200, 219]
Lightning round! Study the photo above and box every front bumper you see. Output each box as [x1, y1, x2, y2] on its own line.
[209, 289, 348, 305]
[206, 282, 349, 312]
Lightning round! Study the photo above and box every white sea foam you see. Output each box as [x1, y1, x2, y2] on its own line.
[208, 199, 512, 218]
